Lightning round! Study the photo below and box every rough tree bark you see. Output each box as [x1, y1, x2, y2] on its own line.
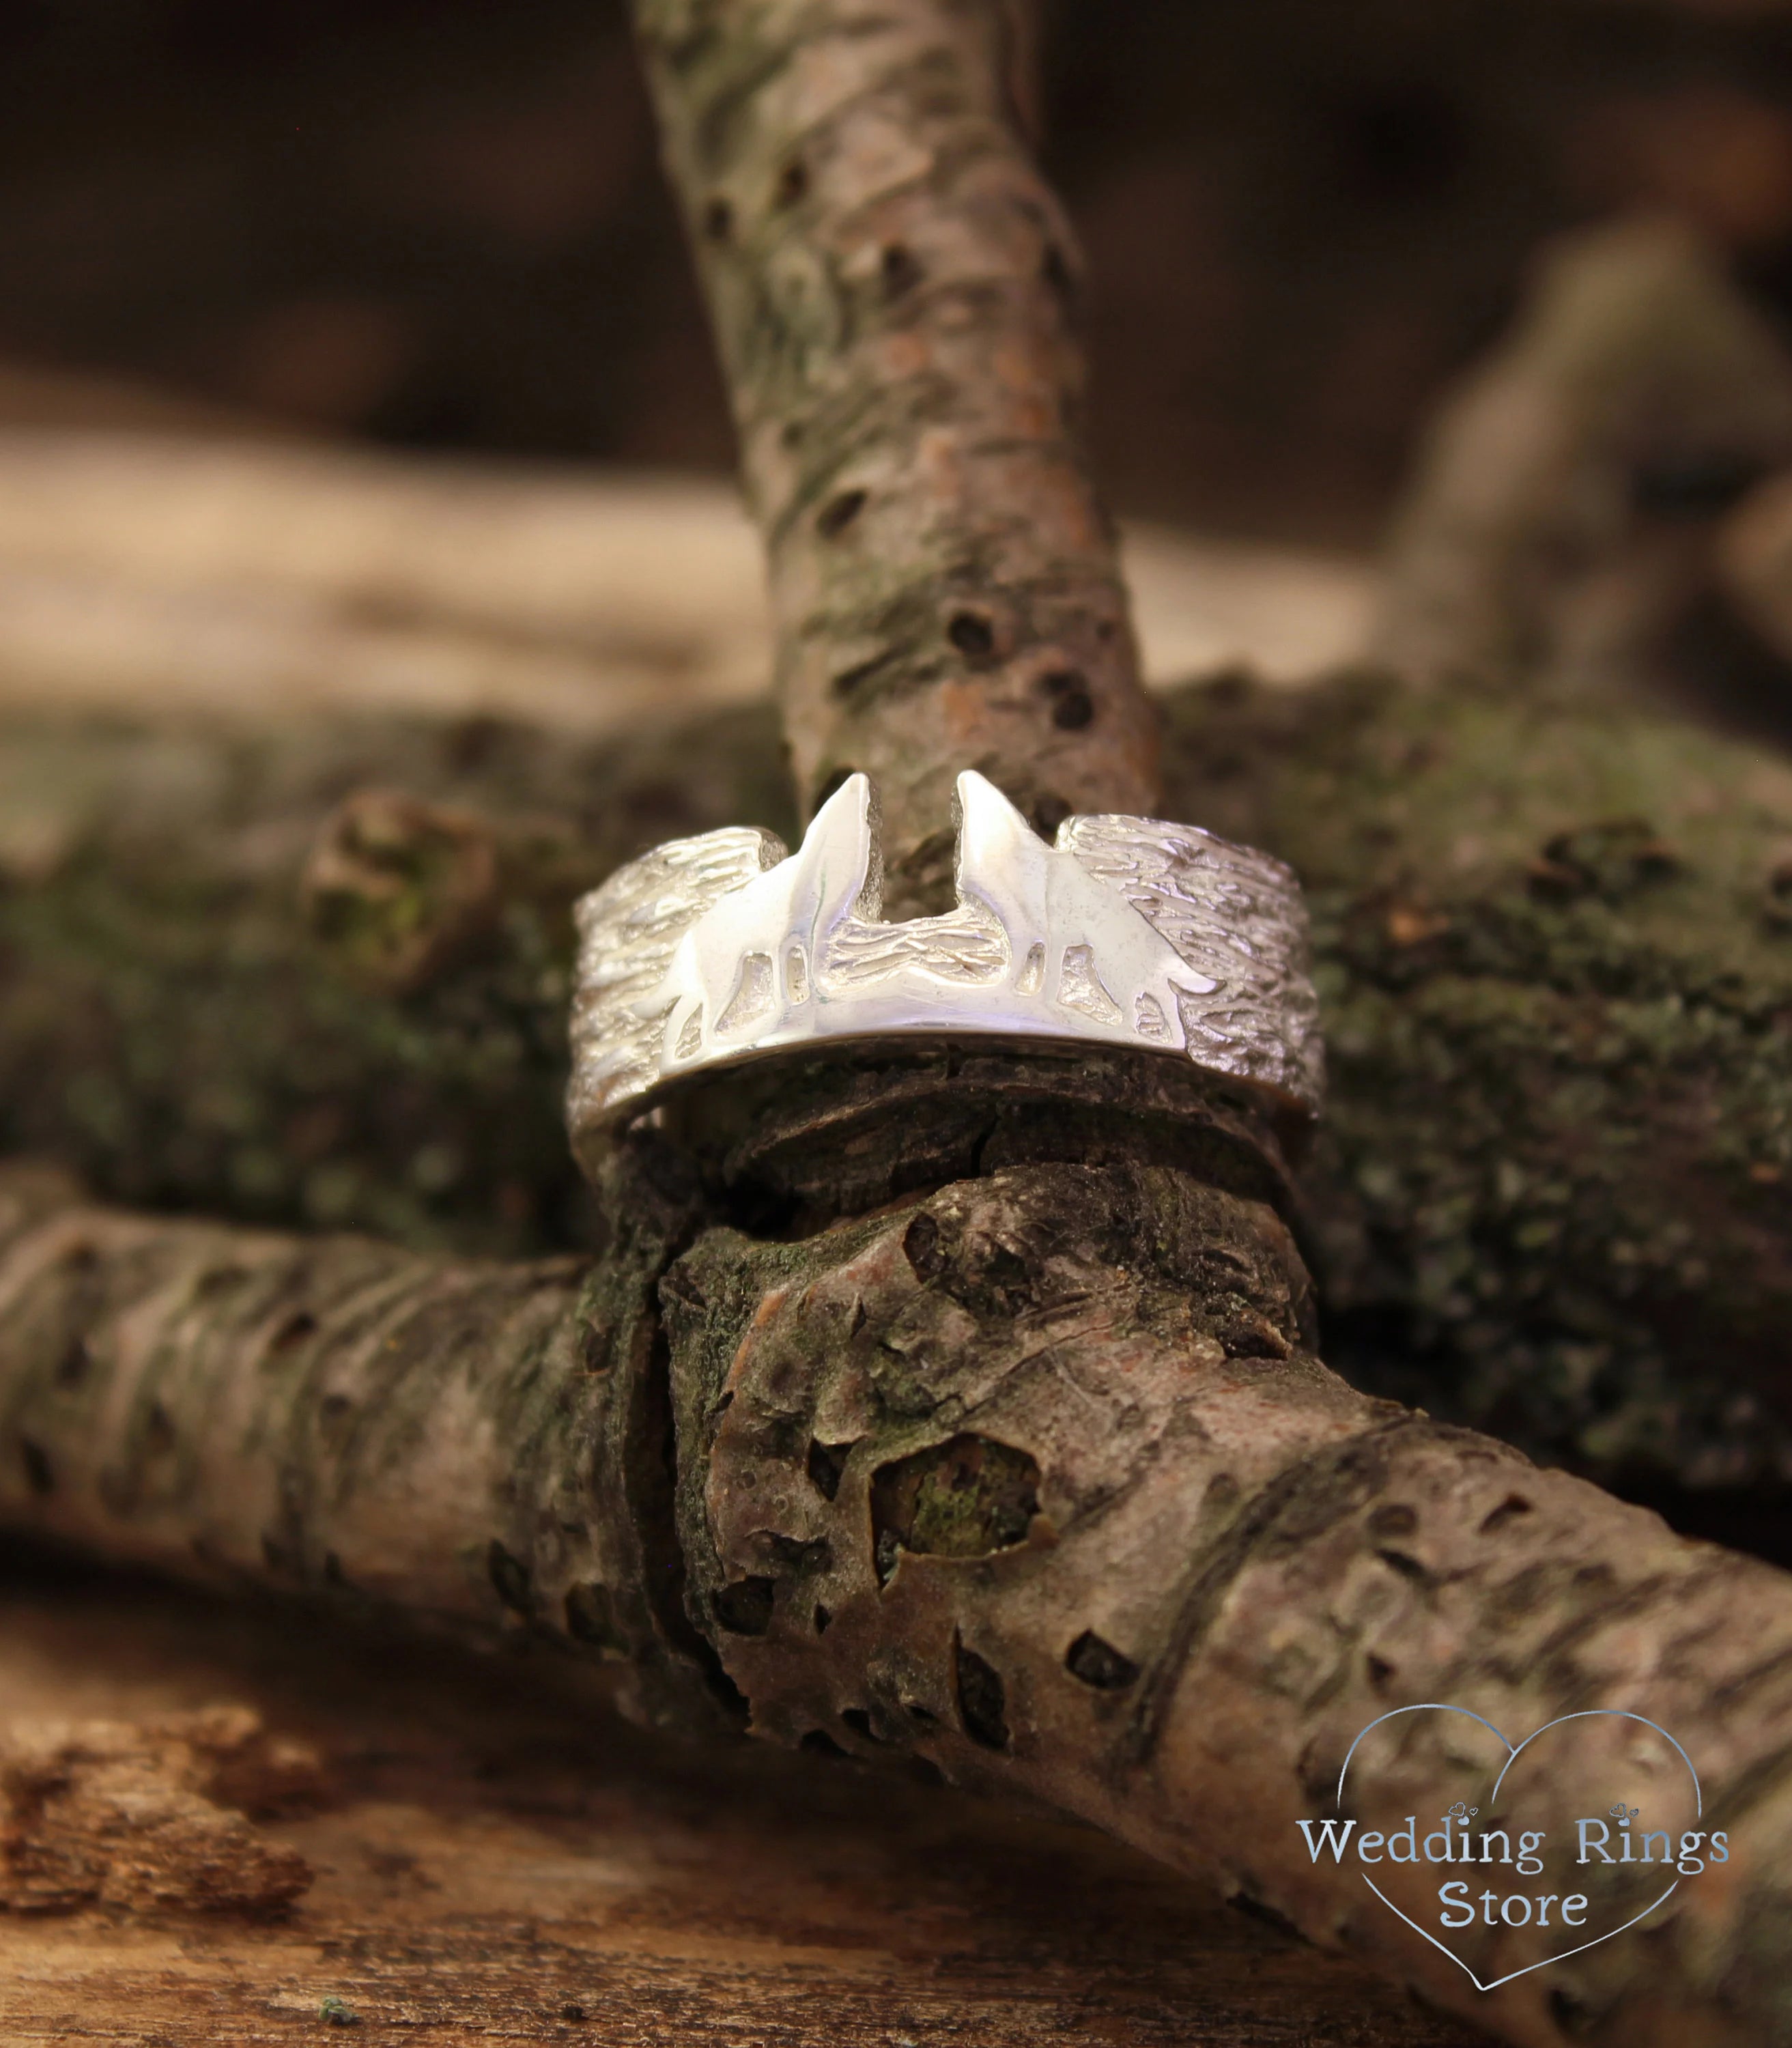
[6, 3, 1792, 2045]
[631, 0, 1158, 907]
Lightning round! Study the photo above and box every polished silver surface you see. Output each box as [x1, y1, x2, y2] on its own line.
[567, 769, 1324, 1139]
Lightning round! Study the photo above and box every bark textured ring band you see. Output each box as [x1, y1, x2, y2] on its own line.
[567, 769, 1324, 1143]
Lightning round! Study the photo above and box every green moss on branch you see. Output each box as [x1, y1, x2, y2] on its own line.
[6, 677, 1792, 1487]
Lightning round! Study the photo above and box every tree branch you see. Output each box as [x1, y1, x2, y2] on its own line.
[7, 676, 1792, 1490]
[632, 0, 1159, 907]
[1373, 217, 1792, 701]
[5, 1125, 1792, 2045]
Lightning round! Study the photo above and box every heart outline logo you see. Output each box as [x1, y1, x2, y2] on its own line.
[1335, 1704, 1701, 1993]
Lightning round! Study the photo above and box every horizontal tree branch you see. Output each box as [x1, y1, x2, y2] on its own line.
[3, 1137, 1791, 2045]
[5, 670, 1791, 1490]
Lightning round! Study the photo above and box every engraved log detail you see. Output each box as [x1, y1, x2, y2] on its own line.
[567, 773, 1323, 1140]
[567, 823, 785, 1139]
[1060, 814, 1326, 1109]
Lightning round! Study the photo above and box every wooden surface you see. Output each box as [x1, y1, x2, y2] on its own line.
[0, 1548, 1490, 2047]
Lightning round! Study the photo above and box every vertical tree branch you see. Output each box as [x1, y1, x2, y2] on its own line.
[633, 0, 1159, 909]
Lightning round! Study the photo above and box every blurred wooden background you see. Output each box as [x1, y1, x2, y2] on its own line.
[3, 0, 1792, 545]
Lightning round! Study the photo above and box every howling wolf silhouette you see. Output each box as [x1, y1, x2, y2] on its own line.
[642, 770, 1214, 1070]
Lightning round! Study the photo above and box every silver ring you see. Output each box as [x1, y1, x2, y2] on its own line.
[567, 770, 1324, 1142]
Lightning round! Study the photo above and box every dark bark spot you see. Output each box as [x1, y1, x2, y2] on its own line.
[1066, 1630, 1140, 1690]
[324, 1550, 348, 1588]
[1031, 794, 1072, 836]
[840, 1707, 891, 1744]
[270, 1311, 318, 1356]
[871, 1435, 1040, 1583]
[954, 1636, 1010, 1752]
[60, 1242, 97, 1272]
[713, 1575, 776, 1636]
[830, 653, 892, 699]
[1528, 818, 1680, 904]
[487, 1539, 532, 1615]
[702, 195, 733, 242]
[799, 1729, 850, 1759]
[565, 1581, 626, 1652]
[18, 1438, 53, 1496]
[1632, 449, 1764, 519]
[813, 1604, 831, 1635]
[1206, 1292, 1292, 1359]
[261, 1533, 292, 1574]
[816, 487, 866, 537]
[774, 158, 808, 208]
[902, 1210, 945, 1281]
[194, 1265, 246, 1298]
[947, 610, 997, 663]
[766, 1532, 829, 1574]
[806, 1438, 848, 1502]
[957, 1238, 1036, 1315]
[1368, 1503, 1417, 1537]
[577, 1320, 612, 1374]
[1376, 1548, 1432, 1584]
[55, 1337, 88, 1387]
[442, 713, 503, 771]
[560, 2006, 587, 2025]
[1041, 240, 1075, 302]
[881, 242, 923, 298]
[1480, 1494, 1535, 1534]
[1040, 668, 1094, 730]
[320, 1393, 352, 1423]
[1367, 1652, 1395, 1690]
[144, 1402, 175, 1455]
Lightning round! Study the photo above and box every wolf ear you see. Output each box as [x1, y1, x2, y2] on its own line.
[801, 771, 883, 922]
[952, 769, 1043, 898]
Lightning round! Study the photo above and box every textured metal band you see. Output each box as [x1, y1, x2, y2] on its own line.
[567, 769, 1324, 1141]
